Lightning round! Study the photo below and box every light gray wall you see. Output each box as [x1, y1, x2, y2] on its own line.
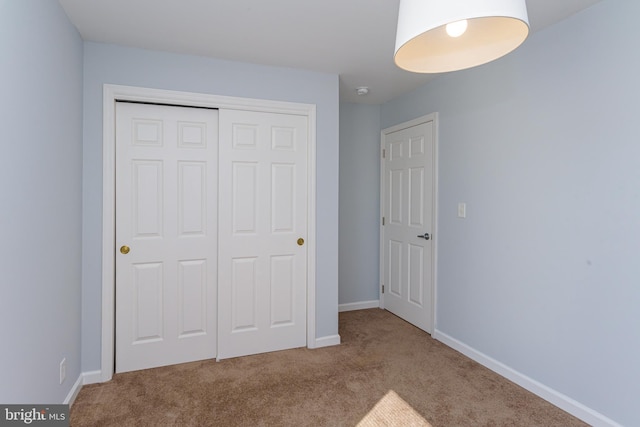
[0, 0, 83, 403]
[381, 0, 639, 425]
[81, 42, 340, 371]
[339, 103, 381, 304]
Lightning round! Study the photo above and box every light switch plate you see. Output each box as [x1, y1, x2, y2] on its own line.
[457, 203, 466, 218]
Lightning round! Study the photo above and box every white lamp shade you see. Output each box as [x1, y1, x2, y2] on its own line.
[394, 0, 530, 73]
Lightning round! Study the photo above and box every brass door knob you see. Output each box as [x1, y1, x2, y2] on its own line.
[297, 238, 304, 246]
[120, 245, 130, 255]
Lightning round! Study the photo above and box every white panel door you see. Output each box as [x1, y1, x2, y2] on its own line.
[382, 118, 436, 333]
[218, 109, 307, 360]
[115, 102, 218, 373]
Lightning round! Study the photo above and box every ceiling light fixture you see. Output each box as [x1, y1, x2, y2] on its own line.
[394, 0, 530, 74]
[356, 86, 370, 96]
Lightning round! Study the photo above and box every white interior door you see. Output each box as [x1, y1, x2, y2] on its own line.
[381, 116, 436, 333]
[115, 102, 218, 373]
[217, 109, 308, 360]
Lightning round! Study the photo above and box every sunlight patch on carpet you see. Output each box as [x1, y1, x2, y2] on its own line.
[357, 390, 432, 427]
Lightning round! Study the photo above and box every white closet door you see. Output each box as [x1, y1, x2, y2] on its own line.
[218, 109, 308, 360]
[115, 102, 218, 373]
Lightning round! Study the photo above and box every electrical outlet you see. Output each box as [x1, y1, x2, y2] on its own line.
[59, 358, 66, 384]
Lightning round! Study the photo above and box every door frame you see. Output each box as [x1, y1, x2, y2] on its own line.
[379, 113, 438, 333]
[100, 84, 317, 382]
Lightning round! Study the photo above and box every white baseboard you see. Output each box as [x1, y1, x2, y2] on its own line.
[313, 334, 341, 348]
[433, 330, 623, 427]
[63, 374, 84, 406]
[82, 370, 103, 385]
[338, 300, 380, 312]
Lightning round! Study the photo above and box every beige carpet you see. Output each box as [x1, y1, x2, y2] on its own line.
[71, 309, 587, 426]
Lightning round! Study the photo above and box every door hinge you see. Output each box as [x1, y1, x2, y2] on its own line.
[382, 216, 385, 226]
[382, 285, 385, 294]
[382, 148, 386, 159]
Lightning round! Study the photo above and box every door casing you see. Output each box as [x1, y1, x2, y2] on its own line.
[100, 84, 317, 382]
[379, 113, 438, 332]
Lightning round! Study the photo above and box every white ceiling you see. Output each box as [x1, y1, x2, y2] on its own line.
[58, 0, 601, 104]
